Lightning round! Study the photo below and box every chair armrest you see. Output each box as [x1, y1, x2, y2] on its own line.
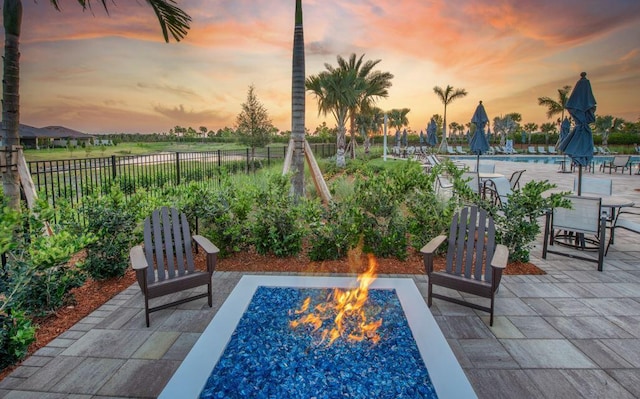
[193, 235, 220, 255]
[490, 244, 509, 269]
[420, 235, 447, 255]
[130, 245, 148, 271]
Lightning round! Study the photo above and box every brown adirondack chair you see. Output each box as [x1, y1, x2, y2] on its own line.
[420, 205, 508, 326]
[130, 207, 219, 327]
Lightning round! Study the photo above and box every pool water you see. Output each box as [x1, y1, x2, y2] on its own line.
[451, 155, 639, 166]
[199, 287, 437, 399]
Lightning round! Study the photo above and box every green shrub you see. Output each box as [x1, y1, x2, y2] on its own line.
[352, 168, 409, 259]
[491, 180, 571, 262]
[81, 187, 136, 280]
[306, 199, 362, 261]
[251, 174, 303, 257]
[0, 310, 36, 370]
[197, 179, 254, 258]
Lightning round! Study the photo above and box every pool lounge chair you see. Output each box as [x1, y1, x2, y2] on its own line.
[601, 155, 632, 175]
[446, 146, 457, 155]
[528, 146, 537, 154]
[537, 146, 547, 154]
[455, 146, 467, 154]
[548, 146, 557, 155]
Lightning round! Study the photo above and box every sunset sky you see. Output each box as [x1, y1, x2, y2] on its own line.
[7, 0, 640, 134]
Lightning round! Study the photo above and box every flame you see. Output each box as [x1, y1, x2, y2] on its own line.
[290, 253, 382, 345]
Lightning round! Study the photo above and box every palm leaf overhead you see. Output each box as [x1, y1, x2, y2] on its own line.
[3, 0, 190, 210]
[48, 0, 191, 42]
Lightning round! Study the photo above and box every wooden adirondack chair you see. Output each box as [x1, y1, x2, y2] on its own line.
[130, 207, 219, 327]
[420, 205, 509, 326]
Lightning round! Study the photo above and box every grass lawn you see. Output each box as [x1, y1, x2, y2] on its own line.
[23, 142, 278, 162]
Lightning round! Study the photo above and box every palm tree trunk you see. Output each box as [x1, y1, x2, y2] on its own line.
[290, 0, 305, 199]
[2, 0, 23, 210]
[336, 123, 346, 168]
[349, 111, 356, 159]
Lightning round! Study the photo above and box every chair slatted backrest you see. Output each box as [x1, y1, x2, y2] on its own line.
[143, 207, 195, 283]
[553, 195, 602, 235]
[445, 206, 496, 283]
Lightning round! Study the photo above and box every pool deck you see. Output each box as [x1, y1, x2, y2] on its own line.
[1, 161, 639, 398]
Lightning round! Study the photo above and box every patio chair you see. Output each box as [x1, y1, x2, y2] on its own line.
[483, 176, 512, 208]
[601, 155, 632, 175]
[447, 145, 457, 155]
[421, 205, 508, 326]
[508, 169, 526, 190]
[456, 146, 467, 154]
[476, 162, 496, 173]
[606, 206, 640, 255]
[548, 146, 557, 155]
[461, 171, 480, 194]
[542, 195, 607, 271]
[574, 176, 612, 196]
[130, 206, 219, 327]
[527, 146, 537, 154]
[537, 146, 547, 154]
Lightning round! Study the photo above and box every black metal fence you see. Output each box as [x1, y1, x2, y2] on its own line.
[27, 143, 336, 208]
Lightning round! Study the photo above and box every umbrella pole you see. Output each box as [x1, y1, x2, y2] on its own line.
[476, 154, 482, 195]
[578, 165, 583, 195]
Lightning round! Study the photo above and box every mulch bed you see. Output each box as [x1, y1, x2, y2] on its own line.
[0, 247, 543, 381]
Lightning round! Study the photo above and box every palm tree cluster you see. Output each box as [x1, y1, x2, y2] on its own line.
[306, 54, 393, 167]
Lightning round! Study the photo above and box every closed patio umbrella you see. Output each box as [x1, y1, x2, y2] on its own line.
[427, 119, 438, 152]
[470, 101, 490, 191]
[559, 72, 596, 195]
[395, 130, 400, 147]
[402, 129, 408, 147]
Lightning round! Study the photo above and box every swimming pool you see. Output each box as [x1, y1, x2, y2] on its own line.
[450, 155, 640, 166]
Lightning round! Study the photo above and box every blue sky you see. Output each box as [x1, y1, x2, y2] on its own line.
[6, 0, 640, 134]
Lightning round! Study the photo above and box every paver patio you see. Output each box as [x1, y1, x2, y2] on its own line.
[1, 159, 639, 398]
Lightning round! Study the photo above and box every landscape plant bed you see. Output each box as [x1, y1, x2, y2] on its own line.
[0, 247, 543, 381]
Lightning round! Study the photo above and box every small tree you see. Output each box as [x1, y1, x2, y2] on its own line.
[236, 85, 275, 161]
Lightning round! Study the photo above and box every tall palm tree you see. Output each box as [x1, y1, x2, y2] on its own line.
[524, 122, 538, 144]
[306, 68, 364, 167]
[388, 108, 410, 132]
[538, 85, 571, 123]
[433, 85, 467, 142]
[327, 54, 393, 159]
[2, 0, 190, 209]
[290, 0, 305, 198]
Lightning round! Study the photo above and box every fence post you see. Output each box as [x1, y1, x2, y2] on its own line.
[111, 155, 117, 179]
[246, 148, 250, 173]
[267, 146, 271, 167]
[176, 152, 181, 185]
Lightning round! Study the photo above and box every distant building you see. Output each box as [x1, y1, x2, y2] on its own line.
[3, 124, 95, 149]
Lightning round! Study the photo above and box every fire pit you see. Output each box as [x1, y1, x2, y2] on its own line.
[159, 275, 476, 398]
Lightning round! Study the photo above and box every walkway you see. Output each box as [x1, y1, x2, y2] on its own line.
[1, 161, 639, 398]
